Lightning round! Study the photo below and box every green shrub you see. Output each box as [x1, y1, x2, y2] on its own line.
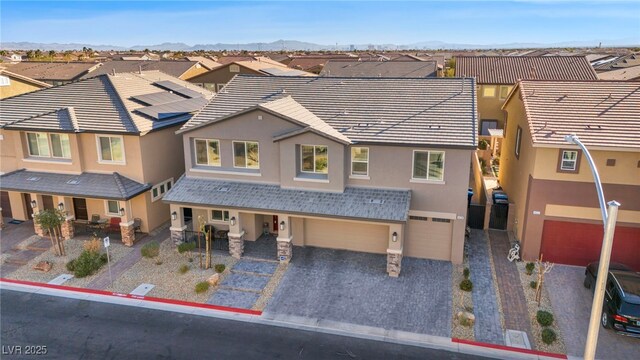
[214, 264, 226, 273]
[537, 310, 554, 327]
[525, 262, 535, 275]
[463, 267, 470, 279]
[72, 250, 107, 278]
[530, 280, 538, 289]
[541, 328, 557, 344]
[460, 279, 473, 292]
[66, 259, 76, 272]
[177, 242, 196, 254]
[179, 264, 189, 274]
[195, 281, 210, 294]
[141, 241, 160, 258]
[478, 139, 489, 150]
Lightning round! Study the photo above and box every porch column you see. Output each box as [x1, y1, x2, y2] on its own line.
[30, 193, 45, 236]
[119, 200, 135, 246]
[169, 204, 186, 245]
[386, 223, 404, 277]
[58, 196, 75, 241]
[276, 214, 292, 263]
[0, 208, 4, 229]
[227, 210, 244, 259]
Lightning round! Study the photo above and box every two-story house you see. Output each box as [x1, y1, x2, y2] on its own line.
[500, 80, 640, 270]
[0, 71, 213, 245]
[164, 75, 477, 276]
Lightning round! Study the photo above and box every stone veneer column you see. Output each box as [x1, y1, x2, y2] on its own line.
[120, 221, 135, 246]
[33, 217, 45, 237]
[387, 249, 403, 277]
[60, 216, 75, 241]
[0, 209, 4, 229]
[170, 226, 187, 245]
[228, 231, 245, 259]
[277, 237, 293, 263]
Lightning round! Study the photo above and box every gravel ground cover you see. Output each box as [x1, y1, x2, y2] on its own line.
[13, 235, 45, 250]
[6, 237, 133, 288]
[451, 260, 474, 341]
[253, 262, 288, 311]
[516, 261, 566, 354]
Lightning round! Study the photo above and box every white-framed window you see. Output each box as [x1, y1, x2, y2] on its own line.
[482, 85, 496, 98]
[105, 200, 121, 216]
[560, 150, 578, 171]
[499, 85, 513, 100]
[97, 135, 125, 163]
[210, 209, 230, 222]
[194, 139, 221, 166]
[233, 141, 259, 169]
[151, 178, 174, 202]
[351, 147, 369, 176]
[515, 126, 522, 159]
[229, 64, 240, 73]
[412, 150, 445, 181]
[26, 132, 71, 159]
[301, 145, 328, 174]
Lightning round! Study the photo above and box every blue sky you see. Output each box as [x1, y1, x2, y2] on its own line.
[1, 1, 639, 46]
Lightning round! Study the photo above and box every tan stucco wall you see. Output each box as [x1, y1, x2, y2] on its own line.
[180, 64, 208, 80]
[0, 78, 46, 99]
[0, 129, 18, 174]
[476, 84, 511, 130]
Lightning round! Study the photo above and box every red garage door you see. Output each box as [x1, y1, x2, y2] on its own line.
[541, 220, 640, 271]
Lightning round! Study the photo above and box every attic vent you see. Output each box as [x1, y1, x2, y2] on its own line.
[368, 199, 385, 205]
[66, 179, 80, 185]
[217, 187, 230, 192]
[26, 176, 41, 181]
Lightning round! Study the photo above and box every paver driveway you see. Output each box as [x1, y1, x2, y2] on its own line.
[546, 265, 638, 359]
[266, 246, 452, 337]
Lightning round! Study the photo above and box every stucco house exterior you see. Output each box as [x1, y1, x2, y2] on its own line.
[0, 69, 51, 99]
[0, 71, 213, 245]
[164, 75, 477, 276]
[499, 80, 640, 270]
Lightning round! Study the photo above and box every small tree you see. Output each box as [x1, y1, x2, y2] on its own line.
[197, 215, 212, 270]
[534, 254, 554, 306]
[34, 209, 66, 256]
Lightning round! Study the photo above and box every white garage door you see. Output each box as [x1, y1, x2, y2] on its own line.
[304, 218, 388, 254]
[405, 216, 453, 260]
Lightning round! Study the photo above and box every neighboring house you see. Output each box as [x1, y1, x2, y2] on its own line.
[597, 65, 640, 81]
[164, 75, 477, 276]
[320, 60, 437, 78]
[4, 62, 101, 85]
[0, 69, 51, 99]
[456, 56, 597, 137]
[287, 55, 358, 74]
[186, 58, 315, 92]
[185, 56, 223, 70]
[592, 52, 640, 73]
[82, 60, 208, 80]
[116, 52, 161, 61]
[499, 80, 640, 270]
[0, 71, 213, 245]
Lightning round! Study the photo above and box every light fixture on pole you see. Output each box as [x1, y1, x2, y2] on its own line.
[392, 232, 398, 242]
[30, 200, 37, 209]
[279, 221, 285, 231]
[565, 134, 620, 360]
[171, 211, 177, 221]
[230, 217, 236, 226]
[57, 202, 65, 211]
[118, 208, 125, 217]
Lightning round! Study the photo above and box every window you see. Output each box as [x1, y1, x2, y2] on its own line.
[301, 145, 328, 174]
[229, 64, 240, 73]
[499, 85, 513, 100]
[233, 141, 259, 169]
[480, 120, 498, 136]
[412, 150, 445, 181]
[26, 132, 71, 159]
[350, 147, 369, 176]
[606, 159, 616, 167]
[203, 83, 216, 91]
[105, 200, 120, 216]
[151, 178, 174, 202]
[217, 84, 225, 92]
[515, 126, 522, 159]
[211, 209, 230, 222]
[97, 135, 124, 163]
[560, 151, 578, 170]
[195, 139, 221, 166]
[482, 85, 496, 97]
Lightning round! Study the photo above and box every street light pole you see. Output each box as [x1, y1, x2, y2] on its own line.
[564, 134, 620, 360]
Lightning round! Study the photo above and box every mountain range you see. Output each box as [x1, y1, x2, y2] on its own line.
[1, 38, 638, 52]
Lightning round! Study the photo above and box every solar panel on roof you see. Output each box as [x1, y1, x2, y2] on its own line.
[135, 97, 208, 120]
[153, 80, 202, 98]
[131, 91, 185, 106]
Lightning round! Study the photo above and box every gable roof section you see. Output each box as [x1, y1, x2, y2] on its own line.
[593, 53, 640, 72]
[179, 75, 477, 148]
[81, 60, 201, 79]
[3, 107, 79, 132]
[456, 56, 597, 84]
[597, 65, 640, 81]
[0, 69, 52, 88]
[320, 60, 437, 78]
[4, 62, 99, 81]
[512, 80, 640, 149]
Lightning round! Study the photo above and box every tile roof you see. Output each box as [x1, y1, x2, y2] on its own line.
[0, 170, 151, 200]
[0, 69, 52, 88]
[592, 53, 640, 72]
[320, 60, 437, 78]
[163, 177, 411, 222]
[235, 60, 316, 77]
[288, 56, 357, 71]
[456, 56, 597, 84]
[180, 75, 477, 147]
[597, 65, 640, 81]
[82, 60, 201, 79]
[511, 80, 640, 149]
[4, 62, 100, 81]
[185, 56, 223, 70]
[1, 71, 213, 135]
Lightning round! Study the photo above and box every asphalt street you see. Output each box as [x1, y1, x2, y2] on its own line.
[0, 290, 491, 360]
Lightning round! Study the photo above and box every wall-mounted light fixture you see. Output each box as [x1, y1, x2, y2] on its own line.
[58, 202, 65, 211]
[171, 211, 177, 221]
[280, 221, 285, 231]
[118, 208, 125, 217]
[30, 200, 37, 209]
[230, 217, 236, 226]
[392, 232, 398, 242]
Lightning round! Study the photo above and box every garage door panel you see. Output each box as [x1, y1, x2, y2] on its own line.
[405, 218, 452, 260]
[304, 219, 388, 254]
[541, 220, 640, 271]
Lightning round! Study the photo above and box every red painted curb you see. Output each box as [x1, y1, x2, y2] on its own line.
[452, 338, 567, 359]
[0, 278, 262, 316]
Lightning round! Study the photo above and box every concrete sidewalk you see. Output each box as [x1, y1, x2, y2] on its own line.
[0, 279, 567, 360]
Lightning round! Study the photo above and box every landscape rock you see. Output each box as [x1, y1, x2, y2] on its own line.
[207, 273, 220, 286]
[33, 261, 52, 272]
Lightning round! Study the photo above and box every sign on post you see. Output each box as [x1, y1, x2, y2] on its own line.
[103, 236, 110, 248]
[103, 237, 113, 286]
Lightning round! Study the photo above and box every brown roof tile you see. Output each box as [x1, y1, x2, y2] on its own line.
[4, 62, 100, 81]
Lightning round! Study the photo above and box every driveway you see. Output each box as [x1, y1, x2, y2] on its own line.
[546, 265, 638, 359]
[266, 246, 452, 337]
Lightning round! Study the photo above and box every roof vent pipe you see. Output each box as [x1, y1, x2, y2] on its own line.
[139, 65, 142, 74]
[112, 68, 116, 76]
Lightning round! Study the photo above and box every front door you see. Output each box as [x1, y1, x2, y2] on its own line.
[42, 195, 54, 210]
[73, 198, 88, 221]
[23, 193, 33, 219]
[1, 191, 12, 218]
[272, 215, 279, 232]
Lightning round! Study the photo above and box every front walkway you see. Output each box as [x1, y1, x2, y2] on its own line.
[1, 221, 48, 276]
[266, 246, 452, 337]
[467, 229, 503, 345]
[487, 230, 532, 340]
[243, 234, 277, 260]
[207, 258, 278, 309]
